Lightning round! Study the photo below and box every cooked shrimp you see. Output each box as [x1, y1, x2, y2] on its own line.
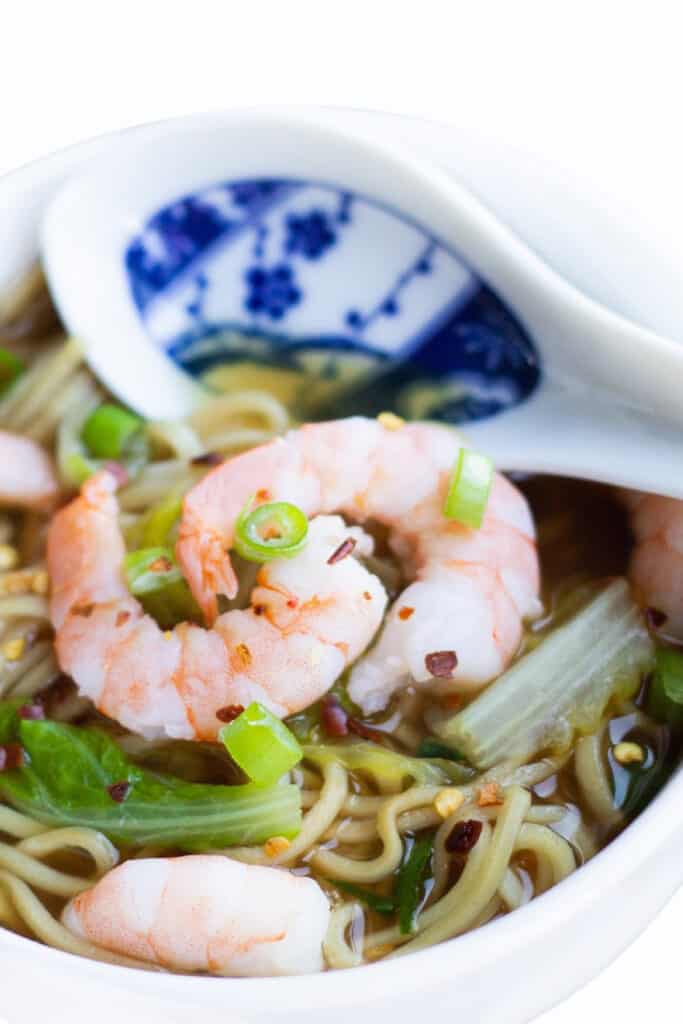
[0, 429, 57, 508]
[177, 416, 541, 713]
[62, 855, 330, 976]
[625, 490, 683, 638]
[48, 471, 387, 739]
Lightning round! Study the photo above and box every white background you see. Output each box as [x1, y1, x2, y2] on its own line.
[2, 2, 682, 1022]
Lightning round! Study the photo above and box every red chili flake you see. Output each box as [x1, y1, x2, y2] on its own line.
[441, 693, 463, 712]
[445, 819, 483, 854]
[18, 703, 45, 721]
[327, 537, 357, 565]
[0, 744, 26, 771]
[149, 556, 173, 573]
[236, 642, 252, 667]
[347, 717, 384, 742]
[253, 604, 266, 616]
[74, 603, 95, 618]
[286, 598, 298, 609]
[321, 695, 349, 737]
[40, 674, 73, 715]
[216, 704, 245, 723]
[115, 610, 131, 628]
[103, 461, 129, 488]
[255, 488, 272, 503]
[646, 607, 668, 630]
[425, 650, 458, 678]
[191, 451, 224, 467]
[362, 591, 372, 601]
[398, 606, 414, 621]
[106, 781, 131, 803]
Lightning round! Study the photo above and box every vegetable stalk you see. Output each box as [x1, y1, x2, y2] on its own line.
[436, 579, 654, 769]
[303, 740, 475, 787]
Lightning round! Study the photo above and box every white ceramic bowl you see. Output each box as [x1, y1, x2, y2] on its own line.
[1, 109, 681, 1024]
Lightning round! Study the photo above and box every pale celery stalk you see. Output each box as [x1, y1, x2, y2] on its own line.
[436, 579, 654, 769]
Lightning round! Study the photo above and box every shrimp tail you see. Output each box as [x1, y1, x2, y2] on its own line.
[176, 514, 238, 624]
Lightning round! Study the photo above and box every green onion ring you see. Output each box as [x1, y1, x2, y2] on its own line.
[443, 448, 494, 529]
[234, 499, 309, 563]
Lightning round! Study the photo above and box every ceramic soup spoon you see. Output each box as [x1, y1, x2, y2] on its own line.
[40, 110, 683, 497]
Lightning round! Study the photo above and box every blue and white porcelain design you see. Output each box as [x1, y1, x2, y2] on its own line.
[124, 179, 540, 424]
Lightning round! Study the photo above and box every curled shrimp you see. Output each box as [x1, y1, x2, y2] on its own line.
[47, 471, 387, 739]
[62, 855, 330, 976]
[625, 490, 683, 638]
[177, 416, 541, 713]
[0, 429, 57, 508]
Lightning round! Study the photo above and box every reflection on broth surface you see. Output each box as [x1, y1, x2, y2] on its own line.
[0, 271, 679, 976]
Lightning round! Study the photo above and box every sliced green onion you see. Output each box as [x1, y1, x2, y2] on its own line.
[330, 880, 396, 915]
[140, 495, 183, 548]
[82, 403, 144, 460]
[58, 401, 147, 490]
[234, 499, 309, 563]
[396, 834, 434, 934]
[123, 546, 200, 628]
[443, 448, 494, 529]
[437, 579, 654, 769]
[63, 451, 97, 488]
[220, 702, 303, 786]
[0, 348, 24, 396]
[125, 546, 182, 594]
[648, 646, 683, 727]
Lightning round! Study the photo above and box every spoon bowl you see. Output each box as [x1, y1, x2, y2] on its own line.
[40, 109, 683, 496]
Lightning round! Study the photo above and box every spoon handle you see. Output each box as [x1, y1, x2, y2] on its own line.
[468, 381, 683, 500]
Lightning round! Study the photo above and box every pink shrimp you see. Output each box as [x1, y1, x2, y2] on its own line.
[625, 490, 683, 638]
[62, 855, 330, 976]
[0, 429, 57, 508]
[47, 471, 387, 739]
[177, 416, 542, 713]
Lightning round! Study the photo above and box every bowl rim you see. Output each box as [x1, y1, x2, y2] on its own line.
[1, 106, 682, 1009]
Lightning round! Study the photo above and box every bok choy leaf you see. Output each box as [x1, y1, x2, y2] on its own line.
[0, 701, 301, 848]
[436, 579, 654, 769]
[302, 740, 475, 787]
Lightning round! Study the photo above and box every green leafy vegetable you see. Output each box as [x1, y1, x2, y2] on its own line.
[443, 448, 493, 529]
[234, 499, 308, 563]
[330, 837, 436, 928]
[416, 738, 465, 762]
[0, 702, 301, 848]
[648, 646, 683, 727]
[123, 547, 200, 628]
[0, 348, 24, 396]
[437, 580, 654, 769]
[330, 880, 396, 915]
[302, 740, 475, 787]
[220, 702, 303, 786]
[396, 834, 434, 934]
[285, 705, 321, 743]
